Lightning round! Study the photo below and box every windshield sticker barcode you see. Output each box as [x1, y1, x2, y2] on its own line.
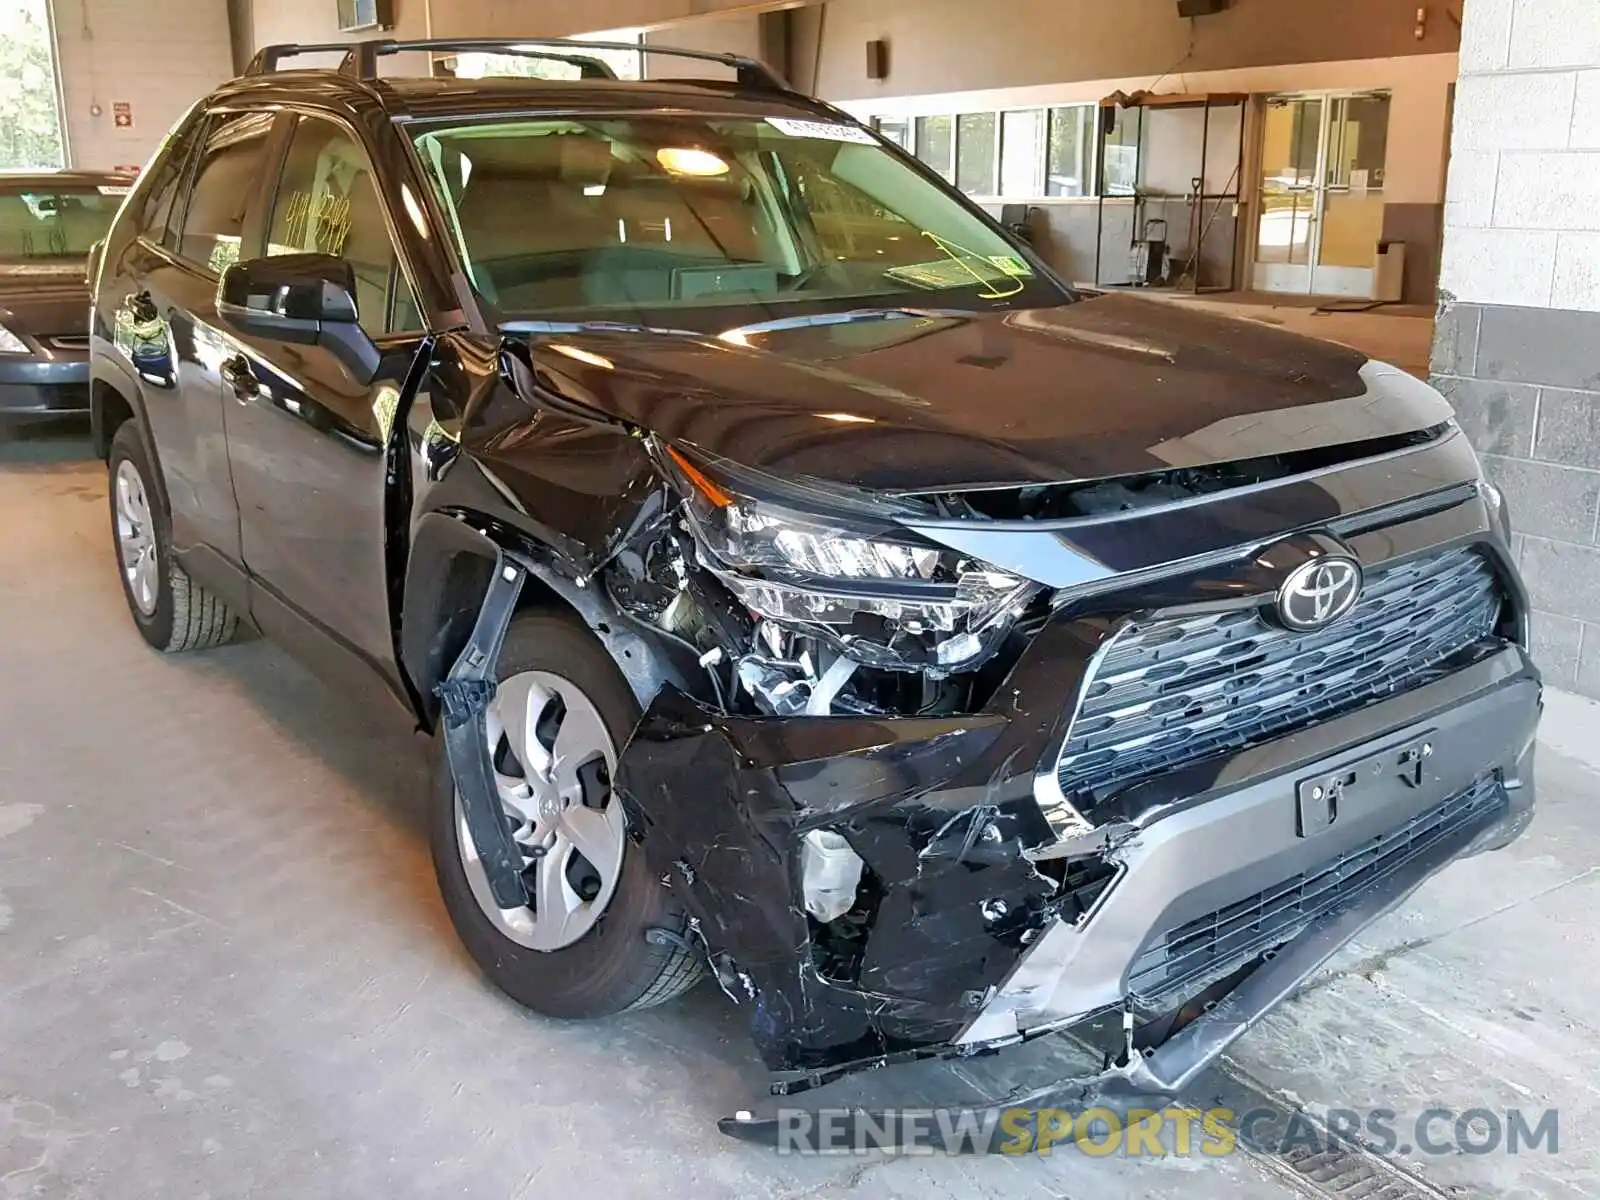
[765, 117, 879, 145]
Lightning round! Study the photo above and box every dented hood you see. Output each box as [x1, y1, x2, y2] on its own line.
[512, 293, 1452, 492]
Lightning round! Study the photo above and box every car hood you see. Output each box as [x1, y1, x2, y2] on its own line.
[0, 261, 90, 338]
[510, 292, 1453, 492]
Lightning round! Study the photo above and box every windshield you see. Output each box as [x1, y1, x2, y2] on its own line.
[0, 185, 122, 262]
[410, 115, 1066, 327]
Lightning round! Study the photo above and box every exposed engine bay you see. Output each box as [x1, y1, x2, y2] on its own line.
[603, 440, 1049, 724]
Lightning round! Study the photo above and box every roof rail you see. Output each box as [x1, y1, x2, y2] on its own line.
[244, 42, 369, 75]
[245, 37, 791, 93]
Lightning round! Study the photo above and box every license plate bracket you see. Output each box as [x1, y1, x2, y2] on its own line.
[1296, 731, 1437, 838]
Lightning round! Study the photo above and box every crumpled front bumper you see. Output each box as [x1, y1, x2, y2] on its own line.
[614, 643, 1540, 1091]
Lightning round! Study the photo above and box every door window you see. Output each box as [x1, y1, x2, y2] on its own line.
[1317, 94, 1391, 271]
[177, 111, 275, 275]
[266, 116, 414, 336]
[1255, 98, 1324, 269]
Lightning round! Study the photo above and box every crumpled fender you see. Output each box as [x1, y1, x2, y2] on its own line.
[614, 685, 1069, 1076]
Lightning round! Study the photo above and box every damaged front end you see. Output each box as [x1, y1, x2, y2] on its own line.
[571, 424, 1541, 1112]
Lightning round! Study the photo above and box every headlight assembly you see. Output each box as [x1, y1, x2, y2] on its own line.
[0, 325, 30, 355]
[664, 445, 1038, 672]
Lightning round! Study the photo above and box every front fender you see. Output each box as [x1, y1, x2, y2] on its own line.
[401, 510, 702, 731]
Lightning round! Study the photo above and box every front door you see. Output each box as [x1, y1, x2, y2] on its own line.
[223, 112, 427, 707]
[115, 110, 277, 573]
[1253, 92, 1391, 298]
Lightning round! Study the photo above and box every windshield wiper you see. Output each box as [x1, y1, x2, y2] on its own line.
[499, 319, 704, 338]
[717, 307, 967, 340]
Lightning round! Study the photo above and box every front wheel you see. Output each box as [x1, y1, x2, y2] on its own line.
[428, 609, 703, 1017]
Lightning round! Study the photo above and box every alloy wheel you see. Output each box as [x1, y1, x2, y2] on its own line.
[114, 459, 159, 617]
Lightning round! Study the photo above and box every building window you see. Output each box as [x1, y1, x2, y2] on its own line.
[1101, 105, 1143, 196]
[955, 112, 998, 196]
[0, 0, 66, 169]
[1000, 109, 1047, 198]
[884, 104, 1098, 199]
[874, 117, 911, 151]
[914, 115, 954, 181]
[1046, 106, 1095, 197]
[450, 28, 645, 81]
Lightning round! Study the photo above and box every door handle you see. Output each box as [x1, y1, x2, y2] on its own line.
[220, 354, 261, 403]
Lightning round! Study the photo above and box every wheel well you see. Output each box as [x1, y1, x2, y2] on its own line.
[92, 379, 135, 461]
[408, 544, 584, 731]
[515, 572, 574, 618]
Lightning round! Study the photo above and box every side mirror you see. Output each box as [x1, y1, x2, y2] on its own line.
[217, 253, 379, 383]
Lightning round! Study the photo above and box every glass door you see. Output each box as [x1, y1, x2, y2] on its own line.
[1253, 93, 1391, 297]
[1253, 97, 1323, 294]
[1313, 93, 1391, 297]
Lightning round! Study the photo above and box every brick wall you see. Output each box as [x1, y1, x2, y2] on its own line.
[52, 0, 235, 171]
[1433, 0, 1600, 694]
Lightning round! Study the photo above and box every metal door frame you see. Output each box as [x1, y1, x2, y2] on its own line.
[1252, 90, 1388, 298]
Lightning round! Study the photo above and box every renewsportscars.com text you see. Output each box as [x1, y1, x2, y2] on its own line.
[769, 1105, 1561, 1157]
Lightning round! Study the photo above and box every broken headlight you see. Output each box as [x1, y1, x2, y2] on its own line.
[665, 445, 1037, 672]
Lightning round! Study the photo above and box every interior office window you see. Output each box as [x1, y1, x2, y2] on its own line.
[177, 111, 275, 275]
[875, 117, 911, 151]
[1046, 105, 1095, 197]
[914, 115, 954, 181]
[955, 112, 998, 196]
[266, 116, 411, 336]
[999, 109, 1046, 197]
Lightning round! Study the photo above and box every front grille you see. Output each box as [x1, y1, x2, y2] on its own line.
[46, 334, 89, 351]
[1127, 772, 1506, 1009]
[1056, 547, 1504, 804]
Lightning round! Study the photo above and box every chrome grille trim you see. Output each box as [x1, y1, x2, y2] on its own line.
[1055, 546, 1505, 807]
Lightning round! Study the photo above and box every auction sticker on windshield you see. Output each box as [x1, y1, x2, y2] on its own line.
[766, 117, 879, 144]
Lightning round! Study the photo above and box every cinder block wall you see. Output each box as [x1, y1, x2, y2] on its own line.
[1433, 0, 1600, 694]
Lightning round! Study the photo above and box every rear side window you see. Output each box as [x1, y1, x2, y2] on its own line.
[177, 111, 275, 275]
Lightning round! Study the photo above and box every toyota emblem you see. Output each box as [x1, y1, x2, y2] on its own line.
[1276, 557, 1363, 631]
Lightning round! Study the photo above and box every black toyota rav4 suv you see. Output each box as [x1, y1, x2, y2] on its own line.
[90, 38, 1541, 1115]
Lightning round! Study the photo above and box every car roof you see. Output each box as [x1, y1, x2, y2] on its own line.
[0, 169, 135, 189]
[208, 71, 844, 125]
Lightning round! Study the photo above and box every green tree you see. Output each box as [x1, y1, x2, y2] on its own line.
[0, 0, 66, 169]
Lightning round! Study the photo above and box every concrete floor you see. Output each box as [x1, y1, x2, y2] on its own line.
[2, 421, 1596, 1199]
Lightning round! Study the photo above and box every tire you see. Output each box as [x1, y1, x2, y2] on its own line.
[429, 608, 703, 1017]
[107, 421, 239, 653]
